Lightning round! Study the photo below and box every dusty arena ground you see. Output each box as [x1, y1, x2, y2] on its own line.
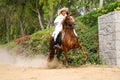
[0, 46, 120, 80]
[0, 64, 120, 80]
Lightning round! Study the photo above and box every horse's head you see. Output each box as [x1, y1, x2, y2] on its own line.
[62, 13, 75, 28]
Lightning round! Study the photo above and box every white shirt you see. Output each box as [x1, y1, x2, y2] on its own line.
[52, 14, 66, 41]
[54, 14, 66, 27]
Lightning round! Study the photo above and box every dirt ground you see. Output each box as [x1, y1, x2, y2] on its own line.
[0, 46, 120, 80]
[0, 63, 120, 80]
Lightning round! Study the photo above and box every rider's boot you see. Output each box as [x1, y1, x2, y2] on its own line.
[54, 44, 62, 50]
[50, 37, 57, 49]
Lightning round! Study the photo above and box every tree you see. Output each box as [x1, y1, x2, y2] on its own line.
[99, 0, 117, 8]
[99, 0, 103, 8]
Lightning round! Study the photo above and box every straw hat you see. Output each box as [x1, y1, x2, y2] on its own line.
[58, 7, 68, 15]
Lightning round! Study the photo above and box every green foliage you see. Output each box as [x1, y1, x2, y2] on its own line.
[79, 1, 118, 27]
[79, 25, 102, 64]
[115, 0, 120, 11]
[28, 28, 53, 55]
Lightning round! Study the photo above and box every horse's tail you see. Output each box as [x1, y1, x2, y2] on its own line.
[49, 37, 54, 50]
[48, 37, 55, 62]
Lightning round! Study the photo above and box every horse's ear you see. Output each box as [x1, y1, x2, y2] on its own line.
[69, 12, 74, 16]
[66, 11, 69, 15]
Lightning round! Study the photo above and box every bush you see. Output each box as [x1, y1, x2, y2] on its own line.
[25, 28, 53, 55]
[11, 28, 52, 56]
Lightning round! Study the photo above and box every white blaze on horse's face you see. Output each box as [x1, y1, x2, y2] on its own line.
[70, 16, 75, 23]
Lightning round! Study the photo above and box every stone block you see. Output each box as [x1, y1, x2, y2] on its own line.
[116, 40, 120, 50]
[98, 11, 120, 66]
[116, 50, 120, 58]
[116, 58, 120, 66]
[115, 23, 120, 32]
[116, 31, 120, 40]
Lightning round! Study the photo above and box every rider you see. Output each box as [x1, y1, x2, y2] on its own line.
[51, 7, 77, 48]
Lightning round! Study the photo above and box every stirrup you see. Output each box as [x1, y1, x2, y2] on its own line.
[54, 44, 62, 50]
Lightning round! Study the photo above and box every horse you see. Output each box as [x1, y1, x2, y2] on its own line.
[48, 13, 87, 68]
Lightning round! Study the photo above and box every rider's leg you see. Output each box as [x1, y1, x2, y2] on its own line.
[50, 31, 60, 49]
[51, 31, 62, 49]
[73, 29, 79, 40]
[53, 24, 62, 42]
[51, 24, 62, 48]
[50, 37, 57, 49]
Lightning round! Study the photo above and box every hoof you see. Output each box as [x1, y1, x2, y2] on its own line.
[66, 65, 68, 68]
[83, 55, 87, 61]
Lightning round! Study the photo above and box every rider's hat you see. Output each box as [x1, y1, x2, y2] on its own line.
[58, 7, 68, 15]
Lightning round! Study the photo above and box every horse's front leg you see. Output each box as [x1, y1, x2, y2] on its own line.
[79, 43, 87, 60]
[64, 50, 68, 68]
[56, 50, 62, 62]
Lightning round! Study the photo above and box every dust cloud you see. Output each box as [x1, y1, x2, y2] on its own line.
[0, 47, 63, 68]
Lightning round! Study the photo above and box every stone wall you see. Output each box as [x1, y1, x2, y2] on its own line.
[98, 11, 120, 66]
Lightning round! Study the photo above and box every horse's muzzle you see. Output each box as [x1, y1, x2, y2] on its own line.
[71, 23, 76, 28]
[73, 23, 76, 25]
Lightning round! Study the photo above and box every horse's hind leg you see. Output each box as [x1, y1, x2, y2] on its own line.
[48, 49, 55, 62]
[48, 37, 55, 62]
[56, 50, 62, 62]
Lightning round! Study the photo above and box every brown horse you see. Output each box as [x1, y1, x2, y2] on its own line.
[48, 13, 87, 68]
